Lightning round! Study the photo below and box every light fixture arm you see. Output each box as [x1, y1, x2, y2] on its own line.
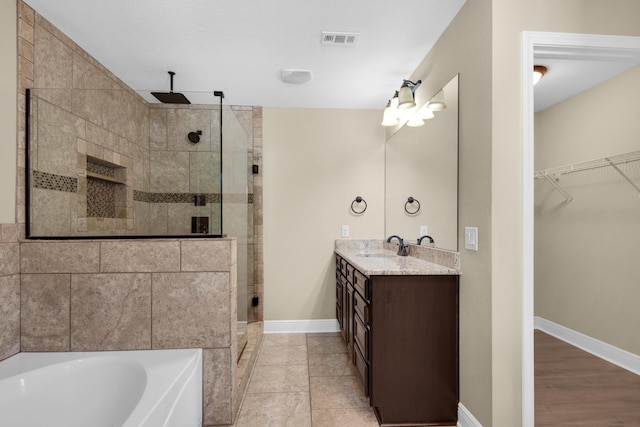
[402, 79, 422, 92]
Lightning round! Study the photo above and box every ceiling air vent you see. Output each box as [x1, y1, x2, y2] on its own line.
[321, 31, 359, 46]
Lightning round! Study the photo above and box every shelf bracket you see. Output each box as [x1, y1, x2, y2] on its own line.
[605, 157, 640, 197]
[541, 173, 573, 203]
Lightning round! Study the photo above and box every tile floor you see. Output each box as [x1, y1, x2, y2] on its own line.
[231, 332, 380, 427]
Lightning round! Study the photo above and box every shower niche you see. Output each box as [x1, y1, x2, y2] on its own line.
[86, 157, 128, 220]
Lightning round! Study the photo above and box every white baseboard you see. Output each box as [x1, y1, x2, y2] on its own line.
[458, 402, 482, 427]
[535, 316, 640, 376]
[263, 319, 340, 334]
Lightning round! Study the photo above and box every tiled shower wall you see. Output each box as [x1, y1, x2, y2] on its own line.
[15, 1, 264, 321]
[24, 7, 148, 236]
[20, 238, 239, 426]
[0, 224, 20, 361]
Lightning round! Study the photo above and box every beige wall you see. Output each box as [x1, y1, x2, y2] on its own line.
[263, 108, 385, 321]
[408, 1, 494, 423]
[493, 0, 640, 425]
[535, 66, 640, 354]
[1, 0, 17, 223]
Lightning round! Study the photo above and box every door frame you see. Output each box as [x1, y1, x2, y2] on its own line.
[520, 31, 640, 427]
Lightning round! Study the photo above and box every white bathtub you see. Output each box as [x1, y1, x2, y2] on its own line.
[0, 348, 202, 427]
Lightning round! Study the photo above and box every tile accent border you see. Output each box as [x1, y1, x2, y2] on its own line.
[32, 170, 77, 193]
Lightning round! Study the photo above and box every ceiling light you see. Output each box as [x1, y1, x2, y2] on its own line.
[280, 69, 313, 84]
[533, 65, 547, 85]
[397, 79, 422, 109]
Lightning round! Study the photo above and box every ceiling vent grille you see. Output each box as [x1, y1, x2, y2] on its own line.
[321, 31, 359, 46]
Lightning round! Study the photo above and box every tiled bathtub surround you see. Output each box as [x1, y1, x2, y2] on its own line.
[20, 238, 239, 426]
[0, 224, 20, 361]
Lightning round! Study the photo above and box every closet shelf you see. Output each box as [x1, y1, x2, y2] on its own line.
[534, 150, 640, 202]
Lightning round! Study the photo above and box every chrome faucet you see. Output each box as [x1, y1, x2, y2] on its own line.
[386, 235, 408, 256]
[417, 235, 434, 246]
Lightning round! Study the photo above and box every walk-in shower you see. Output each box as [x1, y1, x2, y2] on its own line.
[25, 86, 254, 356]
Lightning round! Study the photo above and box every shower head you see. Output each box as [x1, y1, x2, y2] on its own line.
[188, 130, 202, 143]
[151, 71, 191, 104]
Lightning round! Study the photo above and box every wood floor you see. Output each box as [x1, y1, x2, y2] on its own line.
[535, 330, 640, 426]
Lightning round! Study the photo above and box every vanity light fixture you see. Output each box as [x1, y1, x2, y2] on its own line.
[533, 65, 547, 85]
[381, 100, 400, 126]
[397, 79, 422, 109]
[381, 81, 423, 127]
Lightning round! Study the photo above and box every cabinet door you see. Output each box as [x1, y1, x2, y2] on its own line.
[370, 275, 459, 425]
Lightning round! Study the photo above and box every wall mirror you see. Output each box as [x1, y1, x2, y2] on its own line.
[384, 74, 459, 250]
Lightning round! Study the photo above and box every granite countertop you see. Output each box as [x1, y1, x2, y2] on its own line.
[335, 240, 460, 276]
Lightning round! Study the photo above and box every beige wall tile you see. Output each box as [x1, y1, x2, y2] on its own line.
[33, 23, 73, 90]
[0, 275, 20, 360]
[167, 108, 211, 152]
[21, 241, 100, 273]
[149, 151, 190, 193]
[35, 100, 84, 176]
[100, 240, 180, 272]
[149, 108, 167, 151]
[30, 188, 73, 236]
[0, 243, 19, 276]
[180, 239, 233, 272]
[21, 273, 70, 351]
[70, 273, 151, 351]
[152, 272, 230, 348]
[203, 348, 233, 425]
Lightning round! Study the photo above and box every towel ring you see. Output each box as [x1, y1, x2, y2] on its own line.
[351, 196, 367, 214]
[404, 197, 420, 214]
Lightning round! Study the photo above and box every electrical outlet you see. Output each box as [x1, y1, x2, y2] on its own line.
[464, 227, 478, 251]
[341, 225, 349, 238]
[420, 225, 428, 236]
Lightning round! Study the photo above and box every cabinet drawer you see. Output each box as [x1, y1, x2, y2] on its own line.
[346, 263, 355, 284]
[353, 343, 369, 397]
[354, 312, 369, 360]
[353, 289, 369, 325]
[339, 272, 347, 288]
[353, 270, 369, 300]
[337, 255, 348, 277]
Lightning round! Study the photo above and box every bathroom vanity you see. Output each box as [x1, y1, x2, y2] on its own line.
[335, 241, 459, 426]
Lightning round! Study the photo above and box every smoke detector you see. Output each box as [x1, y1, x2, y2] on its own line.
[321, 31, 359, 46]
[280, 69, 313, 84]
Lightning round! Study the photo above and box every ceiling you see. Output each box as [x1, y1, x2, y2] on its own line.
[534, 45, 640, 112]
[24, 0, 467, 109]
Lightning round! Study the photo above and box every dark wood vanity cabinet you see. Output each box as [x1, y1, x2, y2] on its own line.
[335, 254, 459, 426]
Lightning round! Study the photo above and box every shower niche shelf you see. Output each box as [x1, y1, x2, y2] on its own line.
[87, 171, 126, 185]
[86, 156, 127, 185]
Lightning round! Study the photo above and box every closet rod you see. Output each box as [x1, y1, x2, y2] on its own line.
[534, 150, 640, 178]
[534, 150, 640, 201]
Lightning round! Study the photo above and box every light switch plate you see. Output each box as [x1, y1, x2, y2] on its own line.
[420, 225, 428, 236]
[464, 227, 478, 251]
[341, 225, 349, 238]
